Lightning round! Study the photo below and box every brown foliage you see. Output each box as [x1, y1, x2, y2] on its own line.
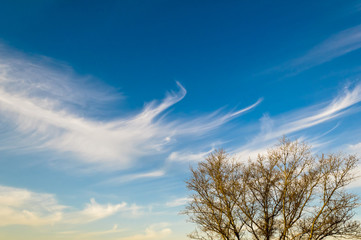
[184, 138, 361, 240]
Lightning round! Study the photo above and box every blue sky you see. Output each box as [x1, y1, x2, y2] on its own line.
[1, 0, 361, 239]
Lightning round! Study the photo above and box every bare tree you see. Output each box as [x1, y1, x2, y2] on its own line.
[184, 138, 361, 240]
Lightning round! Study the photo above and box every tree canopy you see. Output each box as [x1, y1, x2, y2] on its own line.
[184, 138, 361, 240]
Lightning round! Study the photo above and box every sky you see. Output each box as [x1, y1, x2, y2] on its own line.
[1, 0, 361, 239]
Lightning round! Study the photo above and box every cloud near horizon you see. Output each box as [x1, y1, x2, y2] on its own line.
[0, 184, 137, 226]
[0, 185, 65, 226]
[119, 223, 172, 240]
[0, 46, 261, 170]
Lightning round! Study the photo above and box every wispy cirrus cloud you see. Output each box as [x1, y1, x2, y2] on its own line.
[275, 24, 361, 75]
[162, 84, 361, 168]
[234, 83, 361, 160]
[166, 197, 190, 207]
[0, 45, 121, 114]
[100, 169, 166, 185]
[167, 149, 213, 163]
[173, 84, 361, 163]
[0, 185, 138, 226]
[65, 198, 127, 224]
[0, 46, 261, 170]
[259, 84, 361, 141]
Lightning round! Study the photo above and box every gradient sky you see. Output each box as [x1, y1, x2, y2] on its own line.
[1, 0, 361, 239]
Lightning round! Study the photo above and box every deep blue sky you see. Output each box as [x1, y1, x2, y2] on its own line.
[1, 0, 358, 111]
[1, 1, 361, 239]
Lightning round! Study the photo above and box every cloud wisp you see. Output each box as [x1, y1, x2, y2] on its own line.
[164, 84, 361, 165]
[166, 197, 191, 207]
[167, 149, 214, 163]
[99, 169, 166, 185]
[0, 47, 261, 170]
[260, 84, 361, 140]
[65, 198, 127, 224]
[234, 83, 361, 160]
[273, 24, 361, 75]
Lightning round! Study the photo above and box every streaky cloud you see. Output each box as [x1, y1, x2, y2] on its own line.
[166, 197, 191, 207]
[99, 169, 166, 185]
[261, 84, 361, 140]
[0, 44, 122, 114]
[167, 149, 214, 162]
[173, 98, 263, 135]
[234, 83, 361, 160]
[274, 24, 361, 75]
[65, 198, 127, 224]
[0, 46, 260, 170]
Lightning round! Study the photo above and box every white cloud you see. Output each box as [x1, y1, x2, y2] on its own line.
[0, 185, 65, 226]
[167, 149, 213, 162]
[284, 24, 361, 73]
[348, 142, 361, 154]
[65, 199, 143, 224]
[341, 142, 361, 188]
[0, 46, 261, 170]
[262, 84, 361, 140]
[119, 223, 172, 240]
[166, 197, 191, 207]
[66, 198, 127, 224]
[0, 184, 137, 226]
[234, 84, 361, 160]
[164, 84, 361, 167]
[173, 98, 263, 135]
[101, 170, 165, 185]
[59, 224, 125, 239]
